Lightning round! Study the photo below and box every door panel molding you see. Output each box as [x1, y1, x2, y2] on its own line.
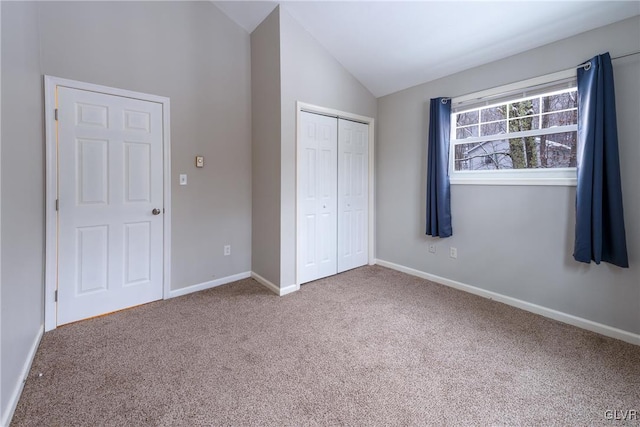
[295, 102, 375, 287]
[44, 76, 171, 331]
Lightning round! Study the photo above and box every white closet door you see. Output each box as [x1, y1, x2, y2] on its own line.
[298, 112, 338, 284]
[338, 119, 369, 273]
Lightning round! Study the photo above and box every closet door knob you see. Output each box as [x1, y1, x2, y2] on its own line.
[152, 208, 161, 215]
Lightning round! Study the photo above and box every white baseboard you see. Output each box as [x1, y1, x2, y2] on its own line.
[375, 259, 640, 346]
[279, 283, 300, 296]
[168, 271, 251, 298]
[2, 325, 44, 427]
[251, 272, 280, 295]
[250, 272, 299, 296]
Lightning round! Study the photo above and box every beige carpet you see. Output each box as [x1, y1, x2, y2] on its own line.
[11, 266, 640, 426]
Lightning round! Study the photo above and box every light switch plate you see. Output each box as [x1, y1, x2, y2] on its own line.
[179, 174, 187, 185]
[195, 156, 204, 168]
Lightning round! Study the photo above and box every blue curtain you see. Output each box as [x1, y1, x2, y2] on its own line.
[426, 98, 452, 237]
[574, 52, 629, 268]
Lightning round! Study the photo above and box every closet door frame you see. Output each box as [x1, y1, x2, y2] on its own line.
[295, 102, 375, 287]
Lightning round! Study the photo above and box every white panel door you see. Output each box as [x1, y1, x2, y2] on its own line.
[298, 112, 338, 284]
[338, 119, 369, 273]
[57, 86, 164, 325]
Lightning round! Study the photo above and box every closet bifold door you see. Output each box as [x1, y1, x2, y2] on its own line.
[337, 118, 369, 273]
[297, 111, 338, 284]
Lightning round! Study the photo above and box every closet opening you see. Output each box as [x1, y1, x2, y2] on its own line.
[295, 103, 375, 286]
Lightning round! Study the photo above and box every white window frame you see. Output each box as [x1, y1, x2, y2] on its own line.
[449, 69, 578, 186]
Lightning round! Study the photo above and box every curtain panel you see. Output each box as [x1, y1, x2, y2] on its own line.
[574, 52, 629, 268]
[426, 98, 452, 238]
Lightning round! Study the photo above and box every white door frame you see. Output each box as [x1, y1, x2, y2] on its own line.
[295, 101, 375, 287]
[44, 76, 172, 331]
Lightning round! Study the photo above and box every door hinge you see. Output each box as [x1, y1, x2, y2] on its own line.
[54, 290, 58, 302]
[55, 199, 59, 211]
[54, 108, 59, 121]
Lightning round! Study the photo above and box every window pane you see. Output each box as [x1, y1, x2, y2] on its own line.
[542, 110, 577, 128]
[508, 117, 539, 132]
[481, 106, 506, 122]
[509, 99, 539, 117]
[507, 137, 537, 169]
[538, 131, 577, 168]
[454, 140, 512, 171]
[456, 110, 479, 126]
[481, 121, 506, 136]
[542, 91, 577, 112]
[453, 131, 577, 171]
[531, 98, 540, 114]
[456, 125, 478, 139]
[508, 132, 576, 169]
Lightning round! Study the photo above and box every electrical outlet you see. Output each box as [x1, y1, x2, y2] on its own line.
[224, 245, 231, 256]
[449, 247, 458, 259]
[429, 244, 436, 253]
[179, 174, 187, 185]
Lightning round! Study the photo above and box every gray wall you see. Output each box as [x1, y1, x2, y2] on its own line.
[278, 7, 377, 287]
[1, 1, 45, 421]
[2, 1, 252, 421]
[37, 1, 252, 289]
[376, 17, 640, 334]
[251, 8, 282, 286]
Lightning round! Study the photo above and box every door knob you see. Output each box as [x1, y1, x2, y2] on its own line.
[152, 208, 161, 215]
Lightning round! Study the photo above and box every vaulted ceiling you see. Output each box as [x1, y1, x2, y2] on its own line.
[213, 1, 640, 97]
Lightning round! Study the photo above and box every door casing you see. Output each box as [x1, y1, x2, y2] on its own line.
[44, 76, 172, 331]
[295, 102, 375, 288]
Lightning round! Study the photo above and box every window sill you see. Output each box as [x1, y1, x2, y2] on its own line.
[450, 176, 577, 186]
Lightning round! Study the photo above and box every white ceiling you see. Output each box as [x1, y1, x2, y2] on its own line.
[213, 1, 640, 97]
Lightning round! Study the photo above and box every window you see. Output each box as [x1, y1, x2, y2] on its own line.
[449, 70, 578, 185]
